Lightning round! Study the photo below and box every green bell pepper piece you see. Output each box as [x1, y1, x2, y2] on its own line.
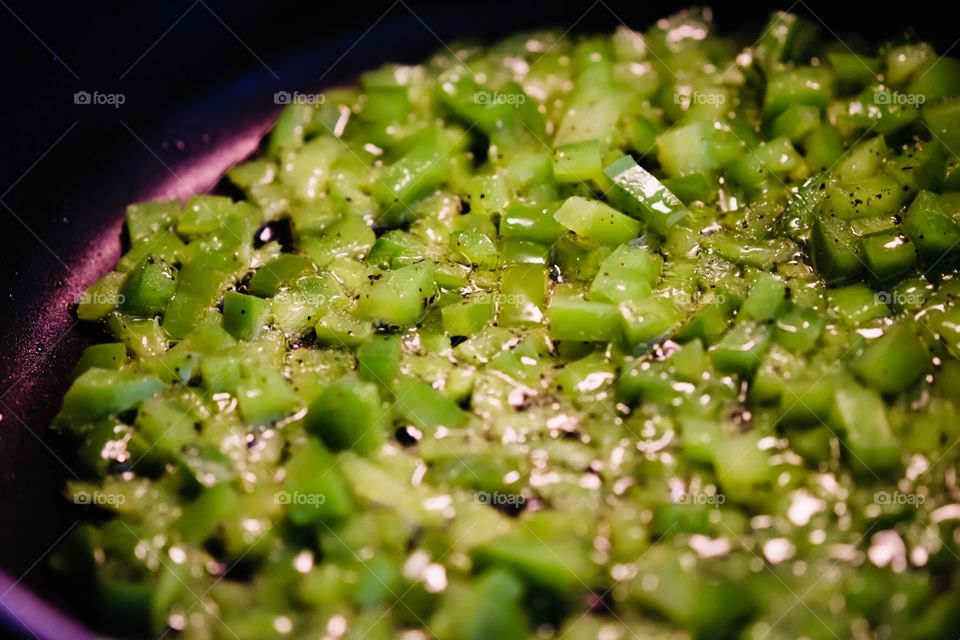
[774, 306, 825, 354]
[176, 195, 235, 236]
[375, 143, 449, 218]
[499, 265, 546, 326]
[589, 244, 661, 304]
[764, 66, 833, 116]
[162, 264, 226, 340]
[656, 120, 746, 178]
[741, 273, 788, 321]
[553, 196, 641, 246]
[827, 283, 889, 325]
[499, 201, 565, 243]
[356, 262, 436, 328]
[770, 104, 822, 142]
[829, 384, 901, 474]
[603, 155, 689, 232]
[710, 321, 772, 374]
[119, 259, 176, 317]
[356, 335, 402, 387]
[366, 230, 429, 269]
[281, 438, 353, 524]
[850, 322, 928, 394]
[548, 297, 620, 342]
[394, 376, 467, 429]
[619, 296, 684, 348]
[923, 98, 960, 155]
[810, 216, 863, 283]
[553, 140, 603, 184]
[430, 569, 528, 640]
[452, 229, 498, 269]
[178, 483, 240, 544]
[902, 190, 960, 264]
[726, 136, 803, 191]
[313, 308, 374, 347]
[307, 379, 388, 454]
[57, 368, 163, 425]
[860, 231, 917, 282]
[222, 291, 270, 341]
[77, 271, 126, 321]
[69, 343, 126, 379]
[247, 254, 316, 297]
[442, 296, 496, 336]
[124, 200, 178, 245]
[662, 173, 716, 204]
[236, 366, 299, 426]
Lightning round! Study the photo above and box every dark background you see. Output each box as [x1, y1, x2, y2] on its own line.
[0, 1, 951, 637]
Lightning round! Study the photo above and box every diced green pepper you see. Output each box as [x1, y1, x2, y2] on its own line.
[774, 306, 825, 354]
[741, 273, 787, 321]
[810, 216, 863, 283]
[770, 104, 822, 142]
[356, 262, 436, 328]
[827, 283, 889, 325]
[553, 140, 603, 184]
[394, 376, 467, 429]
[77, 271, 126, 321]
[236, 367, 299, 426]
[430, 569, 528, 640]
[603, 155, 689, 232]
[548, 297, 620, 342]
[499, 265, 546, 326]
[356, 335, 402, 387]
[619, 296, 684, 348]
[307, 379, 387, 454]
[247, 254, 315, 297]
[850, 322, 928, 394]
[163, 265, 226, 340]
[553, 196, 641, 246]
[452, 229, 498, 268]
[119, 259, 176, 318]
[281, 438, 353, 524]
[656, 120, 746, 178]
[70, 343, 126, 379]
[726, 136, 804, 191]
[589, 244, 661, 303]
[860, 231, 917, 282]
[764, 66, 833, 116]
[366, 230, 429, 269]
[222, 291, 270, 340]
[442, 296, 496, 336]
[499, 202, 565, 243]
[710, 321, 772, 374]
[57, 368, 163, 425]
[902, 190, 960, 264]
[829, 384, 901, 474]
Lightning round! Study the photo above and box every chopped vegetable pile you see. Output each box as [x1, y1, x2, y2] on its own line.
[52, 8, 960, 639]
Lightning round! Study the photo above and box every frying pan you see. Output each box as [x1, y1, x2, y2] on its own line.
[0, 1, 952, 637]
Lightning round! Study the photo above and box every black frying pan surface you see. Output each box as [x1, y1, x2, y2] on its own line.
[0, 1, 952, 637]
